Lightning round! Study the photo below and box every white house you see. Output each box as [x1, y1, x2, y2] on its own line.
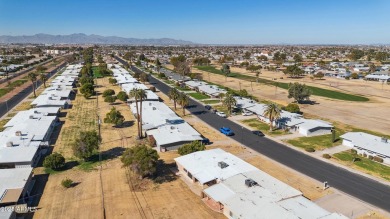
[175, 149, 347, 219]
[340, 132, 390, 165]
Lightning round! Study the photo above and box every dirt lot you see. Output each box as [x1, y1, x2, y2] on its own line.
[188, 64, 390, 135]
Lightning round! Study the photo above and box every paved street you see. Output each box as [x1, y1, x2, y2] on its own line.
[121, 59, 390, 212]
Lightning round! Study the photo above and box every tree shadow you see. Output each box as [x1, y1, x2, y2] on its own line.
[58, 111, 67, 117]
[49, 120, 65, 145]
[299, 100, 319, 105]
[152, 160, 178, 184]
[121, 120, 134, 128]
[86, 147, 126, 162]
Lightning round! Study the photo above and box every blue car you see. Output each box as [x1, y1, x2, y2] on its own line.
[220, 127, 234, 136]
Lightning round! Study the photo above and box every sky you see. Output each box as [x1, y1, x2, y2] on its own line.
[0, 0, 389, 44]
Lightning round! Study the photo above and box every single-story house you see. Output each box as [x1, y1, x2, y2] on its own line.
[340, 132, 390, 165]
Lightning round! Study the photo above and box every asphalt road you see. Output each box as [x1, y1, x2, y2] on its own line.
[0, 62, 67, 118]
[118, 58, 390, 211]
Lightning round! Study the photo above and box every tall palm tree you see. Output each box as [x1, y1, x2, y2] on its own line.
[40, 73, 48, 88]
[137, 89, 147, 138]
[223, 93, 236, 116]
[178, 92, 189, 116]
[168, 88, 180, 110]
[263, 103, 282, 131]
[129, 88, 141, 138]
[28, 73, 37, 97]
[255, 70, 261, 83]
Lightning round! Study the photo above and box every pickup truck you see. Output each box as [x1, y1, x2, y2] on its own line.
[219, 127, 234, 136]
[216, 111, 227, 118]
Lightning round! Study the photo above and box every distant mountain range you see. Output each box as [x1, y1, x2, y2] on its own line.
[0, 33, 195, 45]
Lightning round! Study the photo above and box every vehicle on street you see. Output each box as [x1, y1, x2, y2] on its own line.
[220, 127, 234, 136]
[252, 130, 265, 137]
[216, 111, 227, 118]
[205, 105, 212, 110]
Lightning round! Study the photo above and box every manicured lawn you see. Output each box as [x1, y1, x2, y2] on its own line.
[213, 105, 229, 114]
[195, 66, 369, 102]
[287, 134, 338, 151]
[202, 99, 221, 104]
[188, 92, 209, 100]
[333, 150, 390, 181]
[241, 118, 286, 136]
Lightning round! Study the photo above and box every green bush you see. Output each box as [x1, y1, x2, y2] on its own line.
[351, 149, 357, 154]
[104, 95, 117, 104]
[373, 156, 384, 163]
[368, 155, 374, 160]
[284, 103, 301, 113]
[178, 141, 205, 155]
[61, 178, 73, 188]
[43, 153, 65, 170]
[116, 91, 129, 102]
[322, 154, 331, 159]
[305, 147, 315, 152]
[102, 89, 115, 97]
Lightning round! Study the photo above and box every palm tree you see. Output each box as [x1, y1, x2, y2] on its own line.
[129, 88, 141, 138]
[168, 88, 180, 110]
[255, 70, 261, 83]
[178, 92, 189, 115]
[221, 64, 230, 82]
[223, 93, 236, 116]
[40, 73, 48, 88]
[217, 93, 225, 102]
[263, 103, 282, 131]
[28, 73, 37, 97]
[137, 89, 147, 138]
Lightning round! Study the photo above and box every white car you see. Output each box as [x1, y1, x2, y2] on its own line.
[216, 111, 227, 118]
[242, 110, 253, 116]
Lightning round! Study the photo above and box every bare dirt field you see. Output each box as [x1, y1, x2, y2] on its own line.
[189, 64, 390, 135]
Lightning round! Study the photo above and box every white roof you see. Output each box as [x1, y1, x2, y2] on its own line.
[174, 149, 258, 184]
[146, 122, 202, 146]
[0, 132, 41, 164]
[0, 167, 33, 203]
[197, 84, 227, 96]
[234, 97, 256, 109]
[340, 132, 390, 157]
[184, 80, 208, 88]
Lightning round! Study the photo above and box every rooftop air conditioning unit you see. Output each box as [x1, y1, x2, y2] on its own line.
[245, 178, 258, 187]
[381, 137, 388, 143]
[15, 131, 22, 136]
[29, 115, 34, 119]
[170, 126, 175, 130]
[152, 107, 156, 110]
[218, 161, 229, 169]
[6, 141, 13, 147]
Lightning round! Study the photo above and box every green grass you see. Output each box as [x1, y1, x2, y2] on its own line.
[195, 66, 369, 102]
[44, 168, 65, 175]
[333, 150, 390, 180]
[188, 92, 209, 100]
[202, 99, 221, 104]
[92, 66, 104, 78]
[241, 118, 286, 136]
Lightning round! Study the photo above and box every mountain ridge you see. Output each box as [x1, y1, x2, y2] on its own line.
[0, 33, 195, 45]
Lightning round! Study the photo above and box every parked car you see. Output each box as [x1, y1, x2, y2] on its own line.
[205, 105, 212, 110]
[220, 127, 234, 136]
[216, 111, 227, 118]
[201, 138, 210, 145]
[242, 110, 253, 116]
[252, 130, 265, 137]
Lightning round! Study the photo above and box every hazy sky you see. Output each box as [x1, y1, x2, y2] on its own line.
[0, 0, 389, 44]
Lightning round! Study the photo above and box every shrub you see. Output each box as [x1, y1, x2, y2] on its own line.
[362, 153, 367, 158]
[373, 156, 384, 163]
[284, 103, 300, 113]
[352, 157, 361, 162]
[61, 178, 73, 188]
[178, 141, 206, 155]
[43, 153, 65, 170]
[102, 89, 115, 97]
[104, 95, 117, 104]
[108, 78, 117, 85]
[368, 155, 374, 160]
[305, 147, 315, 152]
[72, 130, 101, 160]
[116, 91, 129, 102]
[322, 154, 331, 159]
[80, 83, 94, 99]
[351, 149, 357, 154]
[121, 145, 160, 178]
[104, 107, 125, 127]
[158, 73, 166, 78]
